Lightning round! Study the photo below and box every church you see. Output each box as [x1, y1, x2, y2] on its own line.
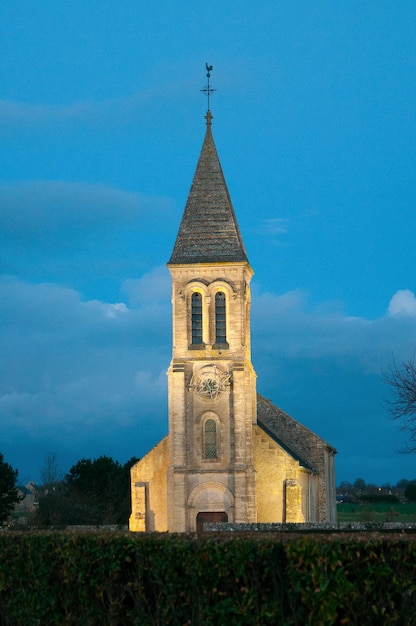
[129, 104, 336, 533]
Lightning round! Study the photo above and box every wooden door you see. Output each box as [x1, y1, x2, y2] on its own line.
[196, 511, 228, 533]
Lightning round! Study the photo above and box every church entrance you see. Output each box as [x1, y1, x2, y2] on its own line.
[196, 511, 228, 533]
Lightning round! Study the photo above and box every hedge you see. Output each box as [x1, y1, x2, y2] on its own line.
[360, 494, 400, 504]
[0, 531, 416, 625]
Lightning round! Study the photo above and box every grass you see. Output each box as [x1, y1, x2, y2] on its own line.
[337, 502, 416, 523]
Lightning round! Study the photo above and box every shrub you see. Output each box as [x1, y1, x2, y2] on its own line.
[0, 532, 416, 625]
[360, 494, 399, 504]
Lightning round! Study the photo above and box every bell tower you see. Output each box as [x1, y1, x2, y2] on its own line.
[166, 102, 257, 532]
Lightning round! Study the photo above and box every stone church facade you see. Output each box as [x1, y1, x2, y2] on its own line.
[129, 110, 336, 533]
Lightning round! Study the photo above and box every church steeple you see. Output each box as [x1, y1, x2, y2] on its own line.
[129, 69, 336, 533]
[164, 69, 257, 532]
[168, 111, 248, 265]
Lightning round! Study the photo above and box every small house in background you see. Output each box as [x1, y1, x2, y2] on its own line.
[13, 482, 37, 523]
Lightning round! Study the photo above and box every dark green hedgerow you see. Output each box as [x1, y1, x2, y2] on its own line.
[285, 538, 416, 624]
[0, 532, 416, 625]
[0, 533, 287, 626]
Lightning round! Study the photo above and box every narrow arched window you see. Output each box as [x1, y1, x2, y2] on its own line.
[204, 419, 217, 459]
[191, 292, 203, 344]
[215, 292, 227, 344]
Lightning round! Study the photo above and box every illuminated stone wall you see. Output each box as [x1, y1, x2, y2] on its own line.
[130, 422, 329, 531]
[129, 436, 169, 532]
[253, 425, 308, 523]
[166, 262, 257, 532]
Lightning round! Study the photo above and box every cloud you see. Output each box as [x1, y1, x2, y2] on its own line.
[0, 273, 169, 418]
[259, 217, 290, 236]
[388, 289, 416, 317]
[253, 287, 416, 369]
[0, 99, 99, 125]
[122, 266, 171, 307]
[0, 181, 175, 294]
[0, 78, 194, 132]
[0, 180, 170, 242]
[0, 271, 171, 478]
[101, 302, 128, 319]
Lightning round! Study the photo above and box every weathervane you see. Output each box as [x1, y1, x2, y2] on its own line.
[201, 63, 216, 110]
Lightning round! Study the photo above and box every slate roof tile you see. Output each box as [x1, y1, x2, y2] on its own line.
[169, 112, 248, 265]
[257, 394, 336, 473]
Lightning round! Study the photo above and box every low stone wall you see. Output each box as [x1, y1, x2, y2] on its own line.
[204, 521, 416, 532]
[1, 525, 129, 533]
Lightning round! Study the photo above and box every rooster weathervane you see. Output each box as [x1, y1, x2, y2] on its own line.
[201, 63, 216, 110]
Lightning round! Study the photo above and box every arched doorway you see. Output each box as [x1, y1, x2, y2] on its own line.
[196, 511, 228, 533]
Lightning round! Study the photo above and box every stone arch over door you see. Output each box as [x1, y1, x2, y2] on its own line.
[187, 481, 234, 532]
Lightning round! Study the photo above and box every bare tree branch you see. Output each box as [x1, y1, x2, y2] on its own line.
[383, 351, 416, 454]
[40, 452, 63, 486]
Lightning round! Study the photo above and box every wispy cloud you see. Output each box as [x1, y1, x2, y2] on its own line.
[0, 79, 192, 130]
[0, 180, 170, 236]
[258, 217, 291, 237]
[0, 99, 100, 124]
[122, 266, 171, 307]
[0, 181, 174, 286]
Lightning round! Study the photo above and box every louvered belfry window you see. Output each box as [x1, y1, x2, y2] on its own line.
[191, 292, 203, 344]
[204, 419, 217, 459]
[215, 292, 226, 344]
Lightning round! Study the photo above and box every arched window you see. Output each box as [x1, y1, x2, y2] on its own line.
[191, 292, 203, 344]
[215, 292, 227, 344]
[204, 419, 217, 459]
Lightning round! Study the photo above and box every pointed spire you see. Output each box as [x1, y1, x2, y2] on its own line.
[168, 113, 249, 265]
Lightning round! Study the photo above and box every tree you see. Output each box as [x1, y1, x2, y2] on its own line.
[405, 482, 416, 502]
[40, 452, 63, 487]
[384, 353, 416, 453]
[34, 452, 67, 526]
[396, 478, 410, 490]
[35, 455, 139, 526]
[337, 480, 352, 491]
[353, 478, 366, 491]
[65, 455, 139, 525]
[35, 482, 71, 526]
[0, 453, 20, 523]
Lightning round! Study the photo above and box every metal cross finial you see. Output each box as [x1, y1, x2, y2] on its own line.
[201, 62, 216, 110]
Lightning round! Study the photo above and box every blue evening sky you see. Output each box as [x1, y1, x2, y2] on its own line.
[1, 1, 415, 485]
